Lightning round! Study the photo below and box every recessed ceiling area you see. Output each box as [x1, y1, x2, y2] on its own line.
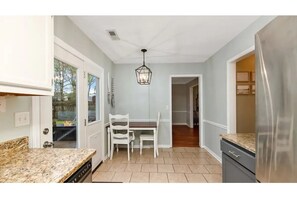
[68, 16, 259, 64]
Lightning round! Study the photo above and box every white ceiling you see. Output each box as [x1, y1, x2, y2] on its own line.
[172, 77, 197, 85]
[68, 16, 259, 64]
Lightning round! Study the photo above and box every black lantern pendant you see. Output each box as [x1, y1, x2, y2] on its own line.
[135, 49, 152, 85]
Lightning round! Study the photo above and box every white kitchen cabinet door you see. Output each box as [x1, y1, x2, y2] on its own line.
[0, 16, 53, 95]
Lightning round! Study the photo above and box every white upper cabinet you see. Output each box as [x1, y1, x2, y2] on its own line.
[0, 16, 53, 95]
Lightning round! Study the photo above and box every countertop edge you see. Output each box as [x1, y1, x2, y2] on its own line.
[58, 150, 96, 183]
[220, 133, 256, 154]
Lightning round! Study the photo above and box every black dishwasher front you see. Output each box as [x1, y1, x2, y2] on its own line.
[221, 139, 256, 183]
[65, 160, 92, 183]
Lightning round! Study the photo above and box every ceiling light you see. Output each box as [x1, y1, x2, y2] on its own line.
[135, 49, 152, 85]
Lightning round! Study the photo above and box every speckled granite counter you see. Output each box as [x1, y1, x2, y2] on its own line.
[220, 133, 255, 153]
[0, 137, 96, 183]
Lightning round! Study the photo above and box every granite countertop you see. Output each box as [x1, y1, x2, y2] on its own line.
[0, 137, 96, 183]
[220, 133, 256, 153]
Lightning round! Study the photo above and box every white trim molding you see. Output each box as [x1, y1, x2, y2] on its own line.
[226, 45, 255, 134]
[201, 145, 222, 163]
[30, 97, 41, 148]
[172, 123, 188, 125]
[172, 110, 187, 113]
[203, 119, 227, 130]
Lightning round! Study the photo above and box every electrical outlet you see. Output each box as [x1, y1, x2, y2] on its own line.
[0, 97, 6, 112]
[15, 112, 30, 127]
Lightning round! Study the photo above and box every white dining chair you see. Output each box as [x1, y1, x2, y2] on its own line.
[139, 112, 160, 157]
[109, 114, 135, 161]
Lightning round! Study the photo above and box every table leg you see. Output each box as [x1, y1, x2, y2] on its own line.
[154, 128, 157, 158]
[107, 127, 110, 158]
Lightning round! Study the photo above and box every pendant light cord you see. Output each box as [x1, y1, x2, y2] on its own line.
[143, 50, 145, 66]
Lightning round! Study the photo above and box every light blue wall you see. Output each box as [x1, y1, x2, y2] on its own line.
[203, 16, 276, 159]
[172, 84, 187, 124]
[114, 63, 204, 146]
[54, 16, 115, 156]
[0, 97, 32, 145]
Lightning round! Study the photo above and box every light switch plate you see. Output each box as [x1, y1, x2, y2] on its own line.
[15, 112, 30, 127]
[0, 97, 6, 112]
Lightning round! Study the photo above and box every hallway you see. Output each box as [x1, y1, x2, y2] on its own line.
[172, 125, 199, 147]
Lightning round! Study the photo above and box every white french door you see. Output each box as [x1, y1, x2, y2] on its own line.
[40, 43, 83, 149]
[84, 60, 103, 169]
[38, 39, 104, 169]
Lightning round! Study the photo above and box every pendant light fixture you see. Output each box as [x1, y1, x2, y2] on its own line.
[135, 49, 152, 85]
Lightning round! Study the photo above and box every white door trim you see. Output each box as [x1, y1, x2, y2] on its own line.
[32, 36, 105, 161]
[54, 37, 105, 161]
[226, 45, 254, 134]
[189, 84, 198, 128]
[30, 97, 41, 148]
[169, 74, 204, 147]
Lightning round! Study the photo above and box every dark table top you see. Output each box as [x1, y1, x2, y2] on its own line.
[106, 121, 157, 128]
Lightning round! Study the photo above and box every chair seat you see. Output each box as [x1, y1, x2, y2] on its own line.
[113, 135, 134, 141]
[140, 134, 154, 141]
[139, 112, 160, 158]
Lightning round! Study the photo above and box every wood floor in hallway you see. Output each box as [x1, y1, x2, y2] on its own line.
[172, 125, 199, 147]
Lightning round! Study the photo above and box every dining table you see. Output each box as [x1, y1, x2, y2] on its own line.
[106, 121, 158, 158]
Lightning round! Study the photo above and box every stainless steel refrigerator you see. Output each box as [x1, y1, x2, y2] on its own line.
[256, 16, 297, 182]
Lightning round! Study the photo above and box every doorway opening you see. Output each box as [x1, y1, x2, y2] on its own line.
[227, 46, 255, 133]
[170, 75, 202, 147]
[236, 53, 256, 133]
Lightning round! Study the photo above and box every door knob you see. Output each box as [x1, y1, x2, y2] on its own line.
[43, 128, 49, 135]
[43, 141, 54, 148]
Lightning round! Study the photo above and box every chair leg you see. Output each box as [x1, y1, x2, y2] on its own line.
[153, 140, 156, 158]
[131, 141, 134, 153]
[127, 143, 130, 161]
[140, 139, 143, 155]
[116, 144, 119, 152]
[110, 143, 114, 160]
[156, 139, 159, 156]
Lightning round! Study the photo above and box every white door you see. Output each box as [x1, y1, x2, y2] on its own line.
[39, 43, 84, 148]
[84, 60, 104, 169]
[38, 40, 104, 170]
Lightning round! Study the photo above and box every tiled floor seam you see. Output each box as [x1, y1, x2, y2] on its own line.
[201, 173, 208, 183]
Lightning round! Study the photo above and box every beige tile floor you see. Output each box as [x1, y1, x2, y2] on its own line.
[92, 147, 222, 183]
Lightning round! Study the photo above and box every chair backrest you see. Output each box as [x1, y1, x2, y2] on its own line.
[109, 114, 129, 139]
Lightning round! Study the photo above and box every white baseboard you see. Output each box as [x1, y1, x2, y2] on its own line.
[202, 145, 222, 164]
[103, 154, 109, 161]
[172, 123, 187, 125]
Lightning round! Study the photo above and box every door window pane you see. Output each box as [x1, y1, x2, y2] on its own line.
[52, 58, 77, 148]
[88, 74, 100, 123]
